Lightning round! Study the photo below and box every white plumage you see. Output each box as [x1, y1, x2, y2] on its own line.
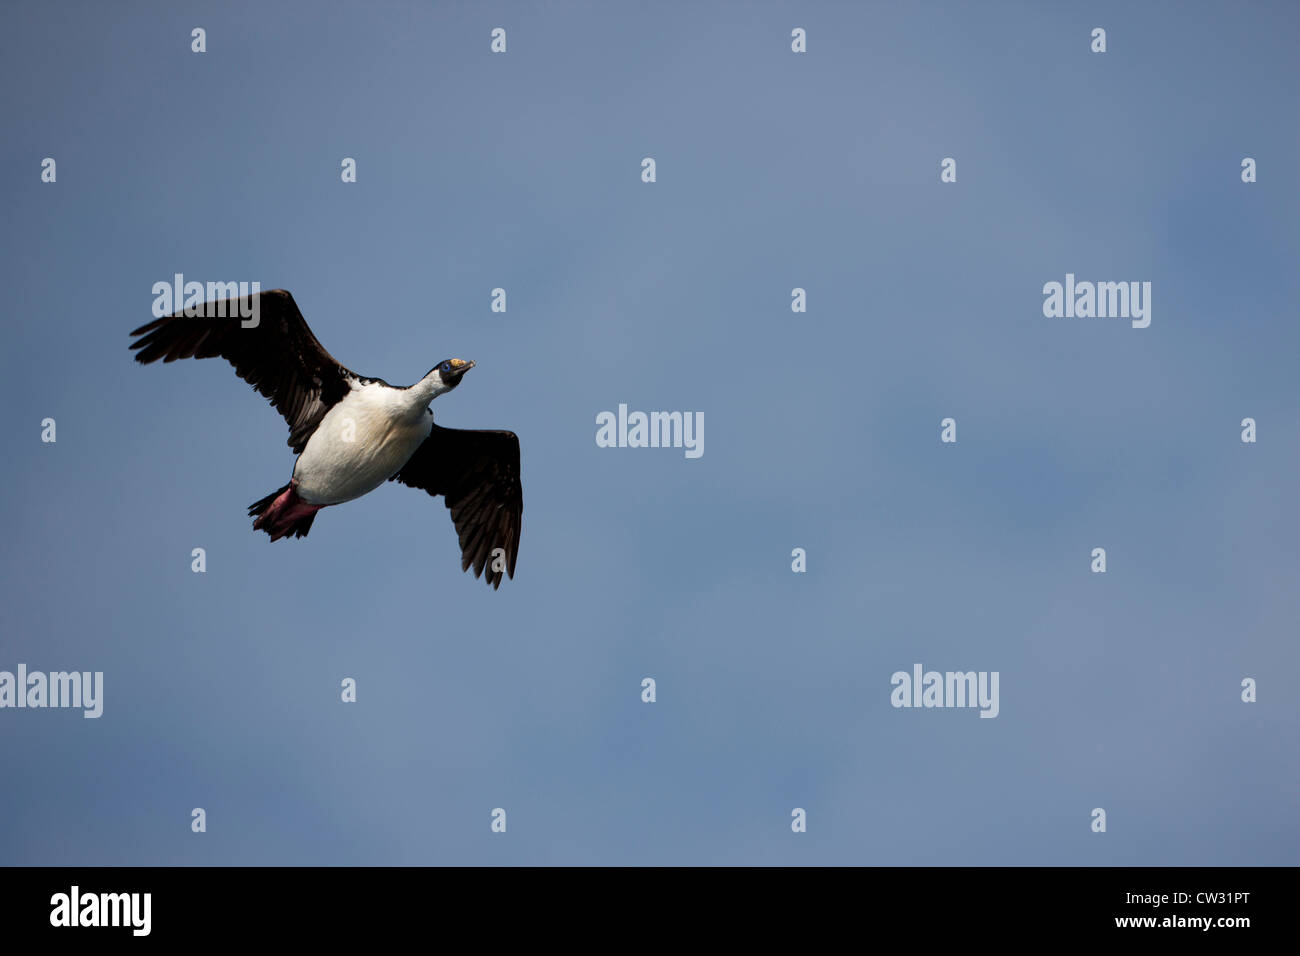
[294, 381, 435, 505]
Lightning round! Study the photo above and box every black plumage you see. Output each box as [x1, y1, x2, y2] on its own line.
[392, 425, 522, 589]
[129, 289, 357, 453]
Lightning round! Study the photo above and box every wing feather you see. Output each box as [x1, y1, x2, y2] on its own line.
[391, 425, 522, 588]
[129, 289, 360, 453]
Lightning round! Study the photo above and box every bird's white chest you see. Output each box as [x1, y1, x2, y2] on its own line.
[293, 384, 432, 505]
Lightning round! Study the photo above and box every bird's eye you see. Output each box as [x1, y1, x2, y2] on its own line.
[440, 362, 451, 374]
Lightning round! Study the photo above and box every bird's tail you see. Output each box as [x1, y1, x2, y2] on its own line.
[248, 481, 321, 541]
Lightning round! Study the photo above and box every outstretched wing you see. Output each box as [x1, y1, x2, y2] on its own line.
[391, 425, 522, 589]
[129, 288, 361, 453]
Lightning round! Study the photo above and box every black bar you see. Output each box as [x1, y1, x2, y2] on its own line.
[0, 866, 1281, 941]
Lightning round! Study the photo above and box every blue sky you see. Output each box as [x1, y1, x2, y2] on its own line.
[2, 0, 1298, 865]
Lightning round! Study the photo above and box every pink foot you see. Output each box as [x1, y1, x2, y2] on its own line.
[253, 480, 323, 541]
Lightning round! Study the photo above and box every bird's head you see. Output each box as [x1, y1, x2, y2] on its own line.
[425, 358, 475, 394]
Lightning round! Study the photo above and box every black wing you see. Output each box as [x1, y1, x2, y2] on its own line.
[391, 425, 522, 589]
[129, 288, 360, 453]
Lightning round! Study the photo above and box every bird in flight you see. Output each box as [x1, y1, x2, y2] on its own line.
[129, 289, 521, 588]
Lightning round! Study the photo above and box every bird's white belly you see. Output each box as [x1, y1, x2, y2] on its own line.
[293, 389, 431, 505]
